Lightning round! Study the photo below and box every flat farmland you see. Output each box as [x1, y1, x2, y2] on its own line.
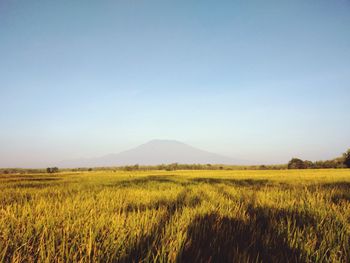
[1, 169, 349, 263]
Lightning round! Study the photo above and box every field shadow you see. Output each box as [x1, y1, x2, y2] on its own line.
[190, 178, 270, 188]
[9, 182, 63, 189]
[0, 192, 33, 207]
[100, 174, 296, 195]
[2, 176, 63, 189]
[4, 177, 60, 183]
[308, 182, 350, 204]
[106, 176, 274, 189]
[119, 189, 203, 262]
[324, 182, 350, 204]
[0, 174, 40, 179]
[320, 181, 350, 190]
[178, 206, 317, 263]
[124, 193, 202, 213]
[105, 175, 178, 188]
[331, 193, 350, 204]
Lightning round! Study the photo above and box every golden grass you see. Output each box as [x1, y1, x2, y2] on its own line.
[0, 169, 349, 262]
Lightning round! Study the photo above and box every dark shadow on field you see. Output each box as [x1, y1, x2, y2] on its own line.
[105, 175, 179, 188]
[323, 182, 350, 204]
[9, 182, 63, 189]
[331, 193, 350, 204]
[1, 176, 63, 189]
[124, 193, 202, 213]
[124, 199, 174, 213]
[3, 177, 60, 183]
[308, 181, 350, 204]
[0, 192, 33, 206]
[3, 177, 63, 189]
[320, 181, 350, 190]
[119, 189, 203, 263]
[190, 178, 270, 188]
[178, 206, 317, 263]
[107, 176, 274, 189]
[0, 174, 39, 179]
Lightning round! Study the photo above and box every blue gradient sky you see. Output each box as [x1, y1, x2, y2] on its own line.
[1, 0, 350, 167]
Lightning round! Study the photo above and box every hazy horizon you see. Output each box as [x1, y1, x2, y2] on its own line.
[0, 138, 348, 168]
[1, 0, 350, 168]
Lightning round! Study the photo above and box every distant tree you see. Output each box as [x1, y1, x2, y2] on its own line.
[334, 157, 346, 168]
[303, 160, 314, 169]
[124, 166, 133, 171]
[343, 149, 350, 168]
[287, 158, 306, 169]
[324, 160, 336, 168]
[157, 164, 165, 170]
[47, 167, 59, 173]
[165, 163, 179, 171]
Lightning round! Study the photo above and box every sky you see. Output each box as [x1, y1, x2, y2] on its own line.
[1, 0, 350, 167]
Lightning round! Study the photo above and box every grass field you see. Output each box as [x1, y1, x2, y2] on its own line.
[1, 169, 350, 263]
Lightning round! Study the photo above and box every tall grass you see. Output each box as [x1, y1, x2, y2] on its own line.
[0, 169, 349, 262]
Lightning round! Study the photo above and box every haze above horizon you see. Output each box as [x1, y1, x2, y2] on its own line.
[1, 0, 350, 168]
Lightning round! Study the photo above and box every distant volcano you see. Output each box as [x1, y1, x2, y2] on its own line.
[58, 139, 241, 168]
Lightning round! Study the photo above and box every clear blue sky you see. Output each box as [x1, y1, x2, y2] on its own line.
[1, 0, 350, 167]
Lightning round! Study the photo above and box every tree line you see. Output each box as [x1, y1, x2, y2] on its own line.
[288, 149, 350, 169]
[1, 149, 349, 174]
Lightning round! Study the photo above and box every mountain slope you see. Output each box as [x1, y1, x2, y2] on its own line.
[58, 139, 240, 168]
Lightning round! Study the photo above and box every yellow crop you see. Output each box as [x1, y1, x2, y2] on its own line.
[1, 169, 349, 262]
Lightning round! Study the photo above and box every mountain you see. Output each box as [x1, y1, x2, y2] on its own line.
[58, 139, 240, 168]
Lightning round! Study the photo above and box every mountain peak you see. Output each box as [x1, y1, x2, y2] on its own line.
[145, 139, 182, 144]
[141, 139, 188, 147]
[58, 140, 241, 168]
[144, 139, 186, 145]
